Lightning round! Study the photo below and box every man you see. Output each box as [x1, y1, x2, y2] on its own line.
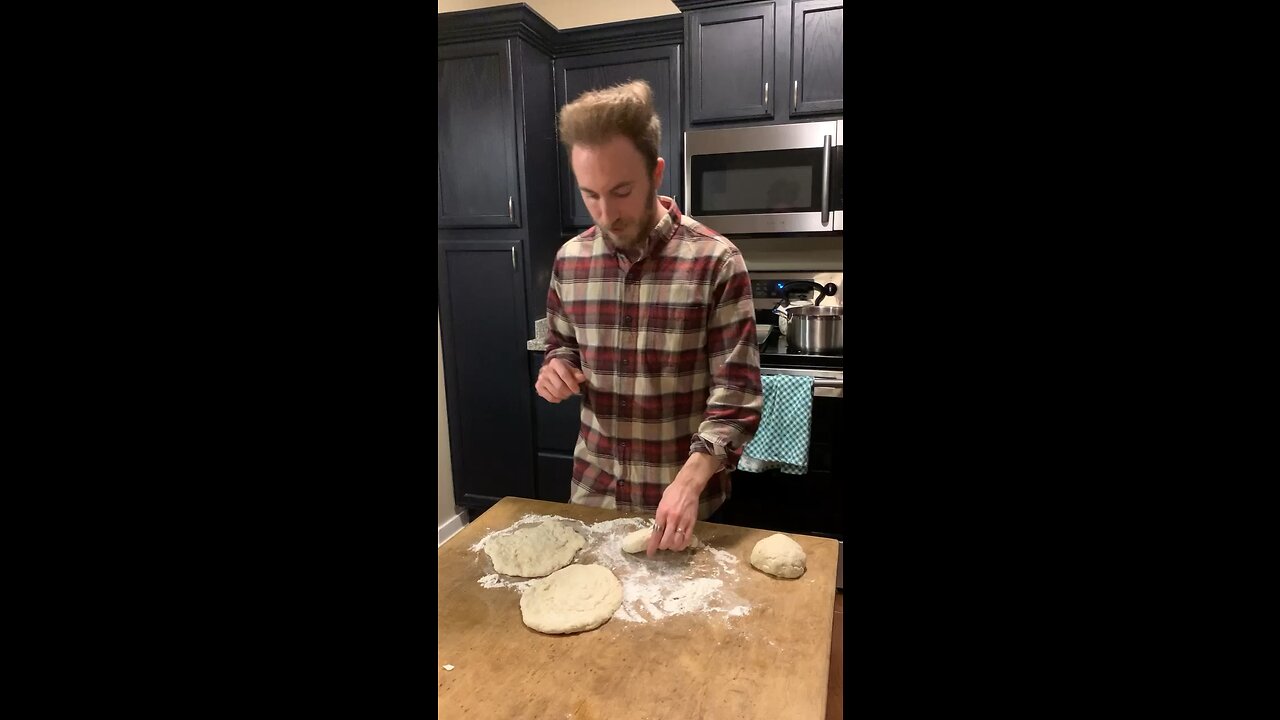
[535, 80, 763, 556]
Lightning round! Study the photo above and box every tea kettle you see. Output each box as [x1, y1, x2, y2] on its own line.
[772, 281, 838, 336]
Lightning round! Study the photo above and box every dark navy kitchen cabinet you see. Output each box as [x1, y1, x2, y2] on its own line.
[555, 28, 683, 230]
[529, 351, 582, 452]
[536, 454, 574, 503]
[439, 240, 537, 508]
[686, 1, 776, 123]
[529, 350, 581, 503]
[438, 6, 563, 514]
[790, 0, 843, 116]
[678, 0, 843, 127]
[437, 41, 523, 228]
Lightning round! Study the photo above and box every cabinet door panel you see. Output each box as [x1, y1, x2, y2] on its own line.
[439, 241, 535, 505]
[688, 2, 775, 123]
[438, 41, 522, 228]
[536, 453, 574, 504]
[790, 0, 843, 116]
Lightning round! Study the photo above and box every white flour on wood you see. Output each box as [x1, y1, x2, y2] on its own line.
[472, 513, 751, 623]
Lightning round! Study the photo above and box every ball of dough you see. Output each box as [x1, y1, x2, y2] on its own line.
[484, 522, 585, 577]
[750, 533, 806, 578]
[621, 527, 702, 553]
[520, 564, 623, 634]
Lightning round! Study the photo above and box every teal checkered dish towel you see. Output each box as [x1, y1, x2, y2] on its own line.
[739, 374, 814, 475]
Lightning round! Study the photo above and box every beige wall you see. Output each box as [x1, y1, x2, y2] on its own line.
[438, 312, 458, 526]
[438, 0, 680, 29]
[732, 236, 844, 272]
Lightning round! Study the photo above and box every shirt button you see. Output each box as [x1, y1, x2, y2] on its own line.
[624, 315, 632, 324]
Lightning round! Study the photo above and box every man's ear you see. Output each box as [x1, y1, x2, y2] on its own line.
[652, 157, 666, 193]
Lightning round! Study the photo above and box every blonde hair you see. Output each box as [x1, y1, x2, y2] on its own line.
[558, 80, 661, 175]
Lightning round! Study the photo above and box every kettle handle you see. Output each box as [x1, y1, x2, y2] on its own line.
[776, 281, 840, 308]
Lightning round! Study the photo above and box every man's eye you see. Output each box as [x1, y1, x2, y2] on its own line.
[614, 191, 631, 198]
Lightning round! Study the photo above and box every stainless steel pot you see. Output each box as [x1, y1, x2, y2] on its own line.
[785, 305, 843, 353]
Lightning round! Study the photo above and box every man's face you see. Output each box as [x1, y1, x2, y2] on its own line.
[570, 135, 665, 250]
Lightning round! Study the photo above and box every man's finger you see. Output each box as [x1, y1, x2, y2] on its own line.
[551, 363, 582, 394]
[535, 379, 560, 404]
[674, 518, 697, 551]
[645, 517, 666, 557]
[540, 368, 571, 399]
[658, 521, 680, 552]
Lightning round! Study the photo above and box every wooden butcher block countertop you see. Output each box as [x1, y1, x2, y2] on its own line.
[437, 497, 839, 720]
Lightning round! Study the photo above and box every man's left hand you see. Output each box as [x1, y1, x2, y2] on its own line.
[647, 453, 721, 556]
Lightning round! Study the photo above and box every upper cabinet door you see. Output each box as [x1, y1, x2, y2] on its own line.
[789, 0, 843, 117]
[688, 1, 775, 123]
[438, 40, 522, 228]
[556, 46, 682, 230]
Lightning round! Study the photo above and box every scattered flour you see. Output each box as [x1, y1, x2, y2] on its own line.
[469, 514, 583, 553]
[471, 513, 752, 623]
[477, 574, 535, 593]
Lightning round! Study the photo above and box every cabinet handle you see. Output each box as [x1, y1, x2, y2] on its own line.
[793, 80, 799, 112]
[511, 246, 516, 270]
[763, 82, 769, 108]
[508, 196, 513, 220]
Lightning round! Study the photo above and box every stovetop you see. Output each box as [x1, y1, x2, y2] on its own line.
[749, 269, 843, 375]
[758, 326, 844, 371]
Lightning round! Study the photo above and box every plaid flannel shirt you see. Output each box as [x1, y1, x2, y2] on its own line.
[543, 196, 763, 519]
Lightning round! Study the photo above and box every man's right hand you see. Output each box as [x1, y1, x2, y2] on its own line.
[535, 358, 587, 403]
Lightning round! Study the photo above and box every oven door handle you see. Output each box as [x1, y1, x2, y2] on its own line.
[810, 377, 844, 398]
[814, 382, 843, 398]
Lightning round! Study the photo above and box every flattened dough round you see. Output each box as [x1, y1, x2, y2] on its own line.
[750, 533, 807, 578]
[520, 564, 622, 634]
[621, 527, 702, 553]
[484, 522, 585, 577]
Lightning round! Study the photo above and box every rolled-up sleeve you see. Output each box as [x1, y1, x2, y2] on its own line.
[690, 251, 763, 470]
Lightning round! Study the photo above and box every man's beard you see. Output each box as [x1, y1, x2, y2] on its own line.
[601, 190, 657, 251]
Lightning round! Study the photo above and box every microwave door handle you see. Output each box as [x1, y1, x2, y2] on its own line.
[821, 134, 832, 226]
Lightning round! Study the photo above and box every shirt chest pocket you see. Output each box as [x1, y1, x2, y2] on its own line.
[648, 303, 707, 332]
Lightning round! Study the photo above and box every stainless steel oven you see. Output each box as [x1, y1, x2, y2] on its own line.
[716, 271, 845, 588]
[684, 120, 843, 235]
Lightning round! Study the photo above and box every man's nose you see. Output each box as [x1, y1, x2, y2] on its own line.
[598, 197, 618, 225]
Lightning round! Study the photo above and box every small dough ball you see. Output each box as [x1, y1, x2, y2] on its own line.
[520, 564, 622, 634]
[750, 533, 807, 578]
[484, 522, 585, 577]
[621, 528, 651, 553]
[621, 526, 702, 553]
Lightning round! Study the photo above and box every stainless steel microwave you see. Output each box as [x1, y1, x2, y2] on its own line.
[684, 120, 843, 235]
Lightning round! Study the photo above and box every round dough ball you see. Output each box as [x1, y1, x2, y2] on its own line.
[621, 527, 702, 553]
[520, 564, 623, 634]
[750, 533, 807, 578]
[484, 522, 585, 577]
